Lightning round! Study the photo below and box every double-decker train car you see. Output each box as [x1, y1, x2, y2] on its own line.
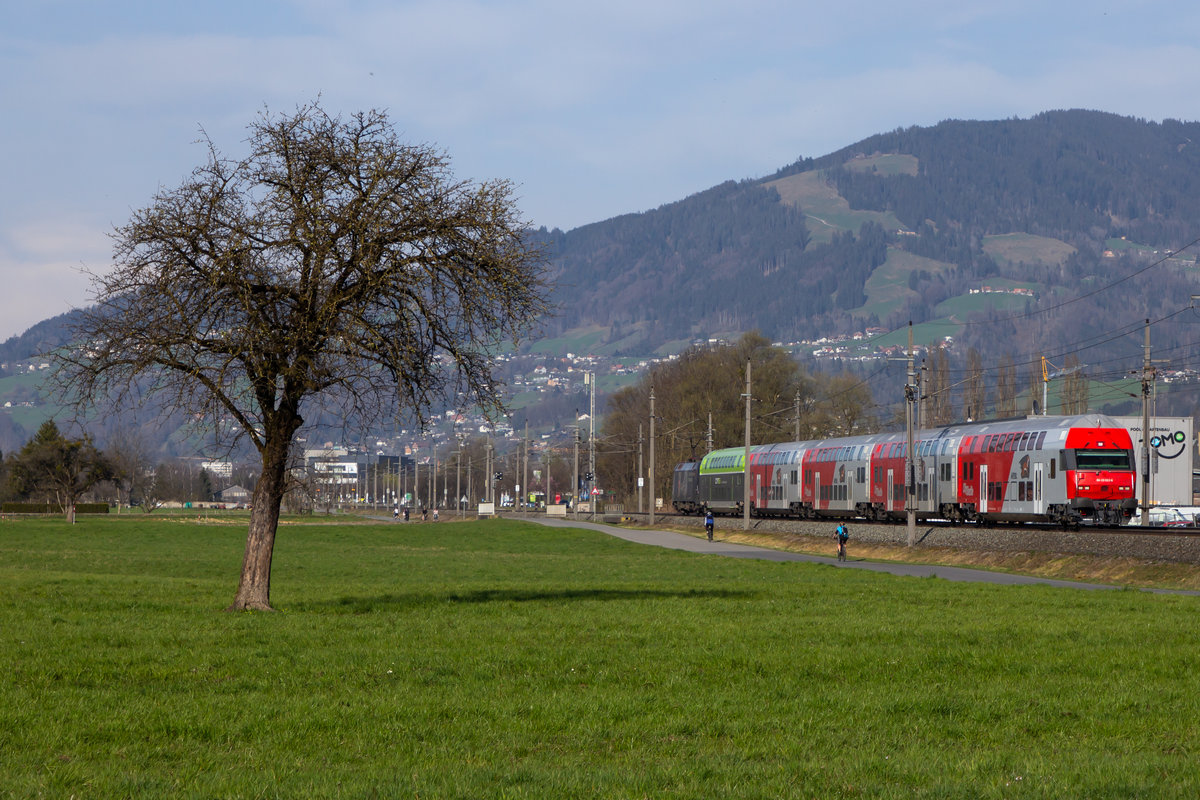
[671, 414, 1136, 526]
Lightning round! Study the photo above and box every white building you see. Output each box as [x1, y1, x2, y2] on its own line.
[1113, 416, 1194, 507]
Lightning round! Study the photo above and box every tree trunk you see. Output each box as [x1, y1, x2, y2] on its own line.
[228, 432, 291, 611]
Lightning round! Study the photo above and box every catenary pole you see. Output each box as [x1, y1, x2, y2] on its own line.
[906, 322, 917, 546]
[743, 358, 752, 531]
[637, 424, 644, 515]
[649, 388, 656, 526]
[589, 372, 596, 522]
[1142, 319, 1152, 527]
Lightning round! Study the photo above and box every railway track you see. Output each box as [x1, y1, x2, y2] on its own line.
[607, 510, 1200, 563]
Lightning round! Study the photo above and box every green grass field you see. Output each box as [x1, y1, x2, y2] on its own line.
[982, 233, 1075, 267]
[2, 516, 1198, 798]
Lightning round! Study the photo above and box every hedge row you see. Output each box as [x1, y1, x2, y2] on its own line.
[0, 503, 110, 514]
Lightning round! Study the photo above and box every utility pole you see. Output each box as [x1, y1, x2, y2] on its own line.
[485, 436, 493, 504]
[918, 361, 926, 430]
[707, 412, 713, 455]
[794, 389, 801, 441]
[523, 421, 529, 519]
[905, 322, 917, 546]
[1141, 319, 1153, 527]
[589, 371, 596, 522]
[573, 424, 580, 520]
[743, 358, 752, 531]
[456, 433, 463, 519]
[637, 424, 644, 516]
[649, 388, 656, 526]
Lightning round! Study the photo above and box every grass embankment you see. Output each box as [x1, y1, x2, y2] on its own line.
[673, 525, 1200, 593]
[2, 515, 1198, 798]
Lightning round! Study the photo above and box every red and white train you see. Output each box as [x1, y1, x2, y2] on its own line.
[672, 414, 1137, 526]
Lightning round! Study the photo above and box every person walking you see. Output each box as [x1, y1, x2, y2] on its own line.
[835, 523, 849, 561]
[704, 510, 714, 542]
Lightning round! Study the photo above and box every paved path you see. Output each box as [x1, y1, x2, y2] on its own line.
[532, 517, 1200, 595]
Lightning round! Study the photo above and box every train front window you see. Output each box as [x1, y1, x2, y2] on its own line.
[1073, 450, 1132, 470]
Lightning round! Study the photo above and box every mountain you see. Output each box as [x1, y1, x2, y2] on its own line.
[538, 109, 1200, 367]
[6, 109, 1200, 454]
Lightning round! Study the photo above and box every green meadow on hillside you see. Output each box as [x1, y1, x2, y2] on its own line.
[765, 170, 905, 246]
[2, 516, 1198, 798]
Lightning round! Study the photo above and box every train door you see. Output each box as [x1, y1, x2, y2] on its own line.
[811, 472, 821, 511]
[1034, 463, 1044, 514]
[979, 464, 989, 514]
[925, 464, 937, 513]
[886, 468, 895, 512]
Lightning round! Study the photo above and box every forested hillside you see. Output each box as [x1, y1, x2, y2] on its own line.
[542, 110, 1200, 373]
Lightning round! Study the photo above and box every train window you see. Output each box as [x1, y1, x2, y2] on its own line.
[1075, 450, 1132, 470]
[857, 467, 866, 484]
[1049, 458, 1056, 479]
[1037, 431, 1047, 450]
[791, 470, 798, 485]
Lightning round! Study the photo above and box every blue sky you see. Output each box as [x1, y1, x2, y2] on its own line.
[4, 0, 1200, 340]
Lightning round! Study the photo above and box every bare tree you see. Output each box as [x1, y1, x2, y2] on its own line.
[926, 347, 953, 426]
[964, 347, 986, 422]
[55, 103, 549, 610]
[104, 427, 154, 512]
[1059, 353, 1089, 414]
[1027, 359, 1044, 415]
[995, 354, 1017, 419]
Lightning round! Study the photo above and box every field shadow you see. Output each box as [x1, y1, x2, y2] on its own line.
[295, 587, 755, 613]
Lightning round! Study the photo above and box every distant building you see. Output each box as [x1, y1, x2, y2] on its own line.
[217, 485, 251, 504]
